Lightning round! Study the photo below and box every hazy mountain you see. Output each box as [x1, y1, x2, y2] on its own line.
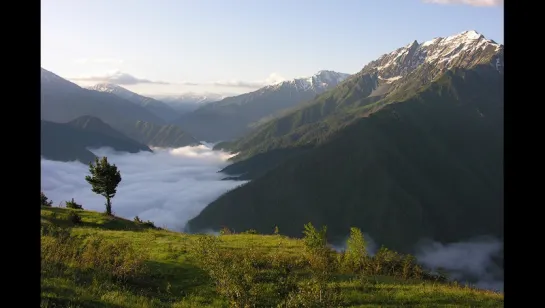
[121, 121, 201, 148]
[41, 68, 165, 130]
[173, 70, 351, 141]
[41, 118, 151, 164]
[187, 30, 504, 253]
[88, 83, 180, 122]
[153, 93, 227, 114]
[41, 69, 200, 148]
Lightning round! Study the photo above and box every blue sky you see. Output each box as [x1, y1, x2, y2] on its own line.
[41, 0, 503, 95]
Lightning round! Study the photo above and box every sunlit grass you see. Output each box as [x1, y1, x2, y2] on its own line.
[41, 207, 503, 307]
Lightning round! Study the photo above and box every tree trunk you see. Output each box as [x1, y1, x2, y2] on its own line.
[106, 196, 112, 215]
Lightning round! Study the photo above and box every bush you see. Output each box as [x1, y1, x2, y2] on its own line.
[343, 227, 370, 275]
[133, 216, 156, 228]
[67, 210, 82, 225]
[41, 192, 53, 207]
[80, 235, 147, 281]
[42, 231, 147, 282]
[297, 223, 341, 306]
[65, 198, 83, 210]
[191, 235, 264, 307]
[219, 226, 234, 235]
[143, 220, 156, 228]
[242, 229, 257, 234]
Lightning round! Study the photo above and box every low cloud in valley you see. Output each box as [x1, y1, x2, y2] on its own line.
[415, 236, 504, 292]
[41, 145, 245, 231]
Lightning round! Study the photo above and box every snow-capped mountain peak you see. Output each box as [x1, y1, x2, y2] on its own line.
[363, 30, 503, 83]
[88, 83, 134, 98]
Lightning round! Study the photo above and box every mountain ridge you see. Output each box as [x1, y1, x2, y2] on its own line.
[188, 64, 504, 253]
[88, 83, 181, 121]
[173, 70, 351, 141]
[219, 30, 503, 162]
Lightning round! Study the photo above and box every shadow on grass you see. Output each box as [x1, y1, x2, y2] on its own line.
[139, 260, 213, 295]
[41, 296, 124, 308]
[41, 211, 156, 232]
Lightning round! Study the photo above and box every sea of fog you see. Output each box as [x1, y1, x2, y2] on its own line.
[41, 144, 246, 231]
[41, 144, 503, 293]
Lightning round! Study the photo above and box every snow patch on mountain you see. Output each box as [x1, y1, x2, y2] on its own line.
[266, 70, 350, 92]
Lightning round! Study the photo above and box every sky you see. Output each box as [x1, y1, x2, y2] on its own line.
[41, 0, 503, 95]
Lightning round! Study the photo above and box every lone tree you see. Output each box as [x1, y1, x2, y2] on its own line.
[85, 156, 122, 215]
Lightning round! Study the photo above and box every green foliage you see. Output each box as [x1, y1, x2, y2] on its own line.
[344, 227, 369, 274]
[191, 235, 264, 308]
[65, 198, 83, 210]
[85, 156, 122, 215]
[219, 226, 234, 235]
[67, 210, 82, 225]
[242, 229, 257, 234]
[40, 208, 504, 307]
[41, 192, 53, 207]
[274, 225, 280, 235]
[283, 280, 344, 308]
[300, 223, 341, 306]
[41, 226, 147, 283]
[133, 215, 157, 229]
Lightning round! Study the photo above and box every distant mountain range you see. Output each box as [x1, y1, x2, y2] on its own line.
[152, 93, 228, 114]
[173, 70, 351, 141]
[187, 30, 504, 254]
[41, 68, 200, 154]
[88, 83, 180, 122]
[41, 117, 151, 163]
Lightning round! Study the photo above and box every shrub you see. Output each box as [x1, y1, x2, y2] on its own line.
[42, 230, 147, 282]
[219, 226, 234, 235]
[242, 229, 257, 234]
[133, 216, 156, 228]
[191, 235, 264, 307]
[65, 198, 83, 210]
[67, 210, 82, 225]
[284, 280, 343, 308]
[297, 223, 340, 306]
[143, 220, 156, 228]
[343, 227, 370, 275]
[41, 192, 53, 207]
[80, 235, 147, 281]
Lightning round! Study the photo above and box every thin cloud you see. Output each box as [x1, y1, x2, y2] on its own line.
[422, 0, 503, 6]
[214, 73, 286, 89]
[41, 145, 246, 231]
[415, 237, 504, 292]
[71, 70, 170, 85]
[74, 58, 125, 65]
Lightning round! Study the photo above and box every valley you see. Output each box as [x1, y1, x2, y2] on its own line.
[41, 1, 505, 305]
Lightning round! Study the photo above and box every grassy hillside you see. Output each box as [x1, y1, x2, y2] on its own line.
[188, 66, 504, 253]
[41, 207, 503, 307]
